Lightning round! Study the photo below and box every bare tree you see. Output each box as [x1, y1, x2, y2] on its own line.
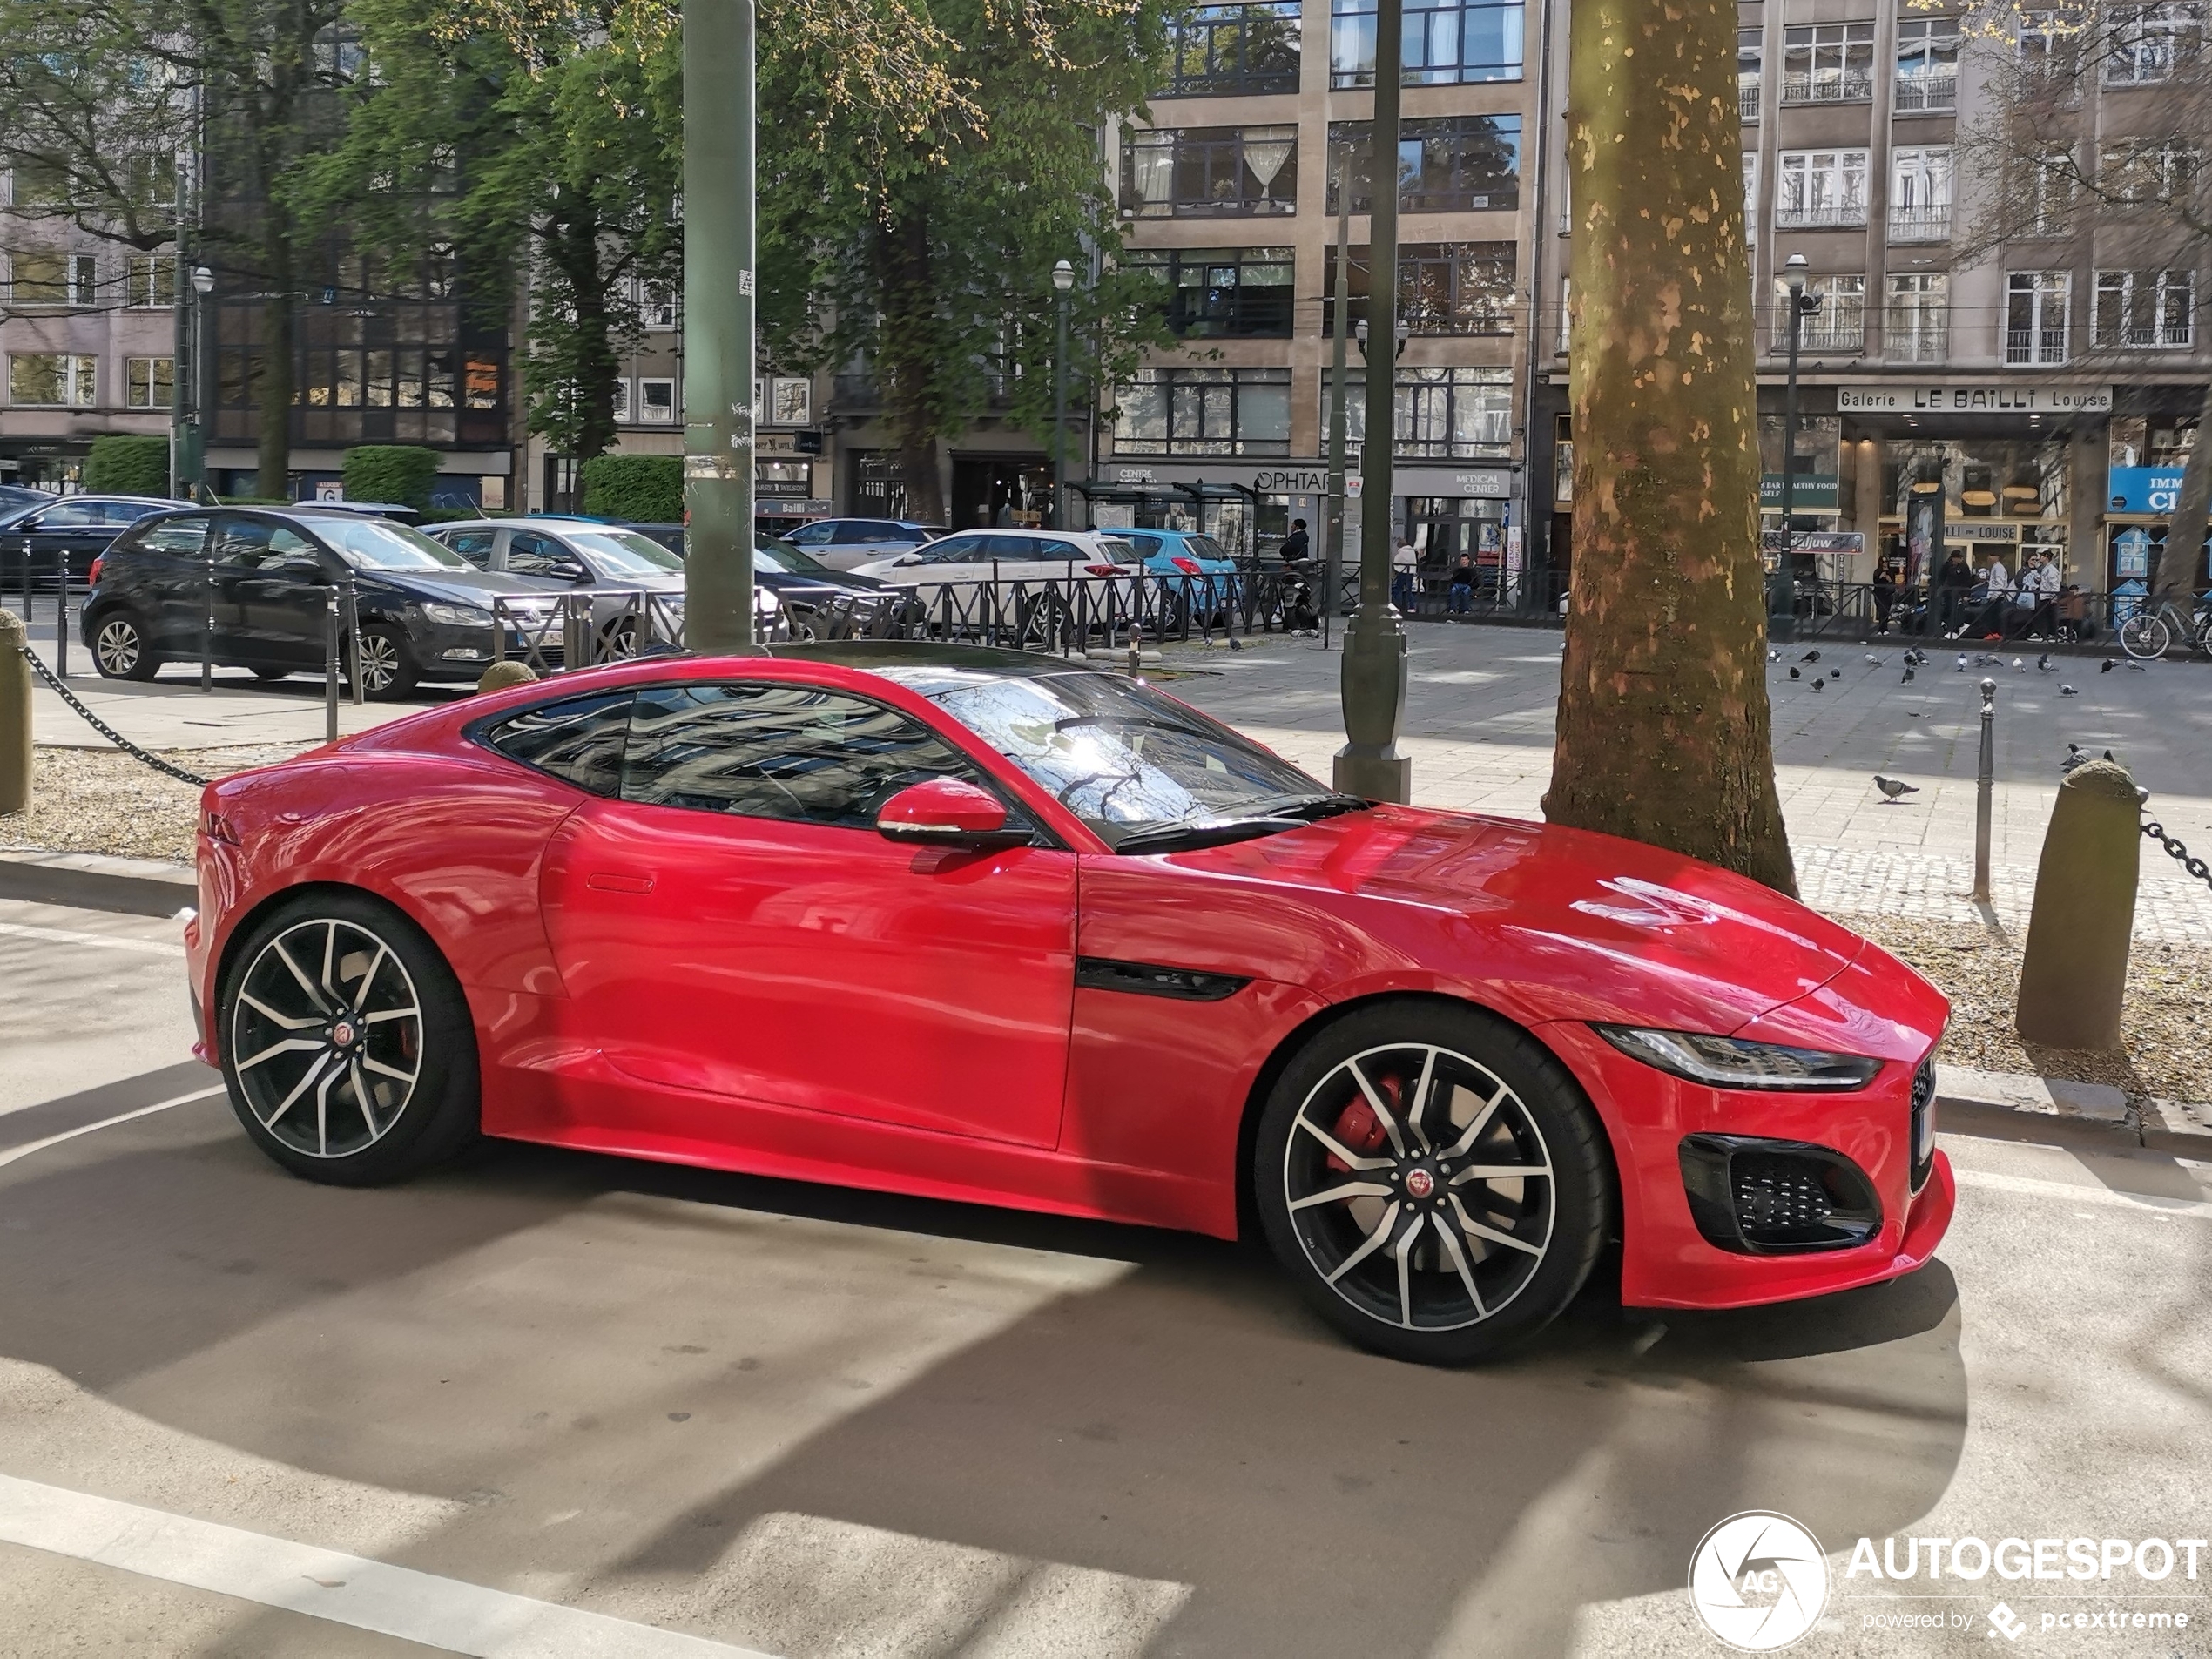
[1953, 2, 2212, 615]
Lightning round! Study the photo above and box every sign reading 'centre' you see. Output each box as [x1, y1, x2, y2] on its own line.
[1837, 383, 2113, 415]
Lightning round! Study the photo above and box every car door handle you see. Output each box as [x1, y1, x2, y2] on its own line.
[586, 871, 654, 894]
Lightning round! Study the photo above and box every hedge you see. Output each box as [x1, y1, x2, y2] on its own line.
[341, 445, 442, 511]
[83, 435, 171, 497]
[581, 454, 682, 523]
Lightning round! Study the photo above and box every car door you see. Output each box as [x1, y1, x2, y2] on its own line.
[539, 678, 1076, 1148]
[213, 516, 338, 666]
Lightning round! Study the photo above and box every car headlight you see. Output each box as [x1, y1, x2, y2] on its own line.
[421, 602, 493, 627]
[1594, 1027, 1884, 1092]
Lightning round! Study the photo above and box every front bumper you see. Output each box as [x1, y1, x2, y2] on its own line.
[1541, 1020, 1955, 1310]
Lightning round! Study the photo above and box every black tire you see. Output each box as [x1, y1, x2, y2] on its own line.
[600, 617, 642, 661]
[252, 666, 291, 682]
[217, 891, 480, 1186]
[89, 610, 163, 682]
[353, 624, 421, 698]
[1253, 1001, 1615, 1366]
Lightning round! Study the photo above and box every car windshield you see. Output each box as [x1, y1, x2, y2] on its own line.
[754, 537, 836, 576]
[314, 517, 471, 570]
[904, 669, 1363, 851]
[567, 530, 683, 575]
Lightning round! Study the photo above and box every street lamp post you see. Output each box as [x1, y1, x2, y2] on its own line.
[683, 0, 759, 654]
[1051, 259, 1074, 530]
[185, 264, 213, 500]
[1771, 251, 1820, 644]
[1334, 0, 1413, 804]
[1323, 157, 1352, 651]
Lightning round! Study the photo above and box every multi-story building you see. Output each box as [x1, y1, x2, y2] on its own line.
[1537, 0, 2210, 599]
[1099, 0, 1550, 588]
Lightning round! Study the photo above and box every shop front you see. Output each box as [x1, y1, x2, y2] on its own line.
[2103, 393, 2205, 603]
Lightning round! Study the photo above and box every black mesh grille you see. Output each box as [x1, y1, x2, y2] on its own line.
[1734, 1159, 1834, 1233]
[1909, 1057, 1937, 1192]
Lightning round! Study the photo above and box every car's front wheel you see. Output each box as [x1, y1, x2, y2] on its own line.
[218, 892, 480, 1186]
[90, 610, 163, 681]
[352, 624, 421, 698]
[1254, 1002, 1615, 1365]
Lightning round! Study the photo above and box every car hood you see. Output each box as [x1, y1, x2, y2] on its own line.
[1168, 805, 1871, 1035]
[361, 568, 563, 605]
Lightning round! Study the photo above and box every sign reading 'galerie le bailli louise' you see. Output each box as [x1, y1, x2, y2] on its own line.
[1836, 383, 2114, 415]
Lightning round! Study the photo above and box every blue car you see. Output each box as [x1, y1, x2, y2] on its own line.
[1118, 528, 1238, 578]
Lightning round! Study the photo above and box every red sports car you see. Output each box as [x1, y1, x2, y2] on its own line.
[185, 643, 1952, 1366]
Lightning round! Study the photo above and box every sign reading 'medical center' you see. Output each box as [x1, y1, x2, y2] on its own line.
[1837, 383, 2114, 415]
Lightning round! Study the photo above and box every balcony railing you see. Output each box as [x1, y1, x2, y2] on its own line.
[1885, 315, 1949, 361]
[1892, 72, 1957, 112]
[1774, 201, 1870, 229]
[2096, 324, 2195, 349]
[1888, 203, 1952, 242]
[1797, 317, 1866, 353]
[1739, 80, 1762, 121]
[2006, 327, 2068, 365]
[1782, 69, 1873, 104]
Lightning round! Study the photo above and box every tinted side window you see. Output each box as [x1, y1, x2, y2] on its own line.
[101, 502, 165, 526]
[921, 534, 984, 565]
[509, 532, 586, 581]
[785, 523, 832, 546]
[132, 516, 215, 556]
[1126, 534, 1162, 556]
[622, 682, 1003, 829]
[35, 502, 105, 529]
[482, 692, 633, 795]
[444, 529, 496, 567]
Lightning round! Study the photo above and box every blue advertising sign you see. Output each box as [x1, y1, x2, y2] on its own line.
[2107, 466, 2188, 514]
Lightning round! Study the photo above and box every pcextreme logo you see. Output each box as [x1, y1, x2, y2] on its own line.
[1688, 1511, 1831, 1651]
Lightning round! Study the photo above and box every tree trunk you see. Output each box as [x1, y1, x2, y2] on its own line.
[255, 266, 294, 498]
[556, 217, 621, 462]
[878, 209, 945, 525]
[2149, 376, 2212, 615]
[1542, 0, 1796, 895]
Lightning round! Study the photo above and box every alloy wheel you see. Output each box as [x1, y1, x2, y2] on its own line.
[228, 917, 422, 1158]
[357, 632, 402, 691]
[1281, 1042, 1556, 1332]
[95, 618, 141, 676]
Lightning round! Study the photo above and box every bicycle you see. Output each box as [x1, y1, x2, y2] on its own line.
[2117, 593, 2212, 660]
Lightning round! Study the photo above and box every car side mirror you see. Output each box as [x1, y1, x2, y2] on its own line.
[875, 778, 1031, 850]
[894, 553, 922, 567]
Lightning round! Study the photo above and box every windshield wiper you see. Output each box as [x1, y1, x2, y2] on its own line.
[1269, 792, 1372, 822]
[1112, 816, 1305, 854]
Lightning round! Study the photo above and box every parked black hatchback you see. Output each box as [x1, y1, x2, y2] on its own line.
[80, 508, 565, 697]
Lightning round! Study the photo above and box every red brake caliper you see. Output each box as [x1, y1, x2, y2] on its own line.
[1325, 1075, 1399, 1172]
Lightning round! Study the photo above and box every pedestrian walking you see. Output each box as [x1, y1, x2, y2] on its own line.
[2015, 550, 2060, 637]
[1872, 561, 1898, 634]
[1933, 550, 1976, 634]
[1392, 537, 1420, 610]
[1279, 518, 1311, 565]
[1975, 553, 2013, 637]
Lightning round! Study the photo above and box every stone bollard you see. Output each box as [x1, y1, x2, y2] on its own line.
[2015, 757, 2140, 1051]
[476, 660, 539, 694]
[0, 609, 30, 815]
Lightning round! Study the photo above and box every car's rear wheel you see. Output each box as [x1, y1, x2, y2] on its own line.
[91, 610, 163, 681]
[218, 893, 479, 1186]
[1254, 1001, 1614, 1366]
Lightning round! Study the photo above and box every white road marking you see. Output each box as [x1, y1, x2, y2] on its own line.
[0, 1472, 775, 1658]
[1952, 1164, 2212, 1219]
[0, 920, 185, 958]
[0, 1089, 223, 1170]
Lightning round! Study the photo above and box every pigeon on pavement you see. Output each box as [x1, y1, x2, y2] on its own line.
[1789, 665, 1801, 678]
[1768, 649, 1782, 663]
[1811, 677, 1825, 690]
[2060, 684, 2080, 696]
[2060, 742, 2086, 772]
[2128, 660, 2148, 671]
[2013, 658, 2026, 671]
[2038, 652, 2054, 671]
[1801, 649, 1822, 663]
[1874, 775, 1919, 800]
[2101, 658, 2116, 672]
[1955, 653, 1968, 671]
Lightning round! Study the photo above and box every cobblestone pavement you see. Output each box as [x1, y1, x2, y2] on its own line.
[1163, 624, 2212, 943]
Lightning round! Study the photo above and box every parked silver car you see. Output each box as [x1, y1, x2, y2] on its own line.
[778, 517, 946, 571]
[850, 528, 1145, 609]
[429, 517, 782, 654]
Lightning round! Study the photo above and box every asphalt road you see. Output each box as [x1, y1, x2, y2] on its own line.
[2, 896, 2208, 1659]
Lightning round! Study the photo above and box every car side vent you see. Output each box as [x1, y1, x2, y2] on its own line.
[1678, 1135, 1883, 1255]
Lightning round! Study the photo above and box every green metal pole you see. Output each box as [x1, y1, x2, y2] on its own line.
[1333, 0, 1411, 801]
[1323, 152, 1352, 651]
[171, 168, 190, 499]
[682, 0, 758, 654]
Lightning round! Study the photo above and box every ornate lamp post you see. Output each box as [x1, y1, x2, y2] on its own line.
[1052, 258, 1075, 530]
[1334, 0, 1413, 802]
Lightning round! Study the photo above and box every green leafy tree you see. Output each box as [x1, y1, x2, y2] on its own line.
[757, 0, 1179, 523]
[0, 0, 356, 495]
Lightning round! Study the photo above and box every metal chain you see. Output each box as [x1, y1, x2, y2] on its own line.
[15, 645, 211, 787]
[2141, 818, 2212, 891]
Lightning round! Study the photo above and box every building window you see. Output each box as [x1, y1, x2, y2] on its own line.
[1743, 151, 1759, 239]
[1782, 22, 1875, 103]
[1325, 242, 1515, 334]
[1775, 149, 1870, 228]
[126, 356, 173, 408]
[1331, 0, 1524, 88]
[2103, 3, 2204, 85]
[637, 378, 678, 422]
[125, 255, 176, 307]
[1327, 116, 1521, 212]
[2006, 271, 2070, 363]
[1894, 17, 1960, 111]
[1163, 2, 1301, 95]
[766, 375, 813, 425]
[1115, 367, 1291, 456]
[1779, 274, 1866, 352]
[1122, 125, 1298, 218]
[640, 281, 677, 329]
[1395, 367, 1512, 457]
[2018, 8, 2083, 77]
[1123, 246, 1295, 338]
[1739, 28, 1763, 121]
[1888, 146, 1952, 240]
[2027, 149, 2076, 233]
[2094, 269, 2194, 347]
[9, 353, 98, 406]
[1886, 273, 1949, 362]
[610, 378, 631, 421]
[2101, 138, 2199, 206]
